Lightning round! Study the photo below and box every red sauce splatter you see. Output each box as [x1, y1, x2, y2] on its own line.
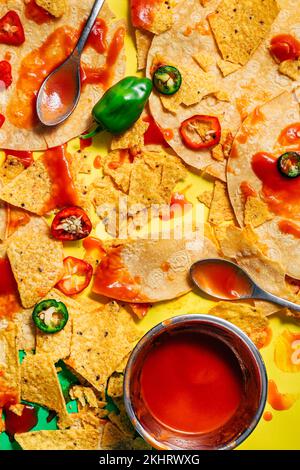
[4, 404, 38, 440]
[278, 123, 300, 146]
[278, 220, 300, 239]
[0, 257, 20, 319]
[129, 303, 150, 319]
[4, 150, 33, 168]
[93, 155, 102, 169]
[6, 206, 31, 237]
[162, 128, 174, 141]
[80, 137, 93, 151]
[140, 331, 244, 434]
[93, 246, 146, 302]
[192, 261, 252, 300]
[130, 0, 160, 30]
[86, 18, 108, 54]
[42, 145, 78, 213]
[0, 114, 5, 128]
[267, 380, 297, 411]
[240, 181, 257, 199]
[143, 115, 169, 147]
[252, 152, 300, 219]
[263, 411, 273, 421]
[25, 0, 53, 24]
[0, 60, 12, 88]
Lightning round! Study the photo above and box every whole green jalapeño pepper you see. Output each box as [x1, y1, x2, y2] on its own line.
[82, 76, 153, 139]
[32, 299, 69, 334]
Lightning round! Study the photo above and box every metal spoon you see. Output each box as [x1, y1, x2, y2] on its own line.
[190, 258, 300, 312]
[36, 0, 106, 126]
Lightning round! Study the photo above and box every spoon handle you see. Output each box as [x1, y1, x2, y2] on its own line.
[253, 285, 300, 312]
[75, 0, 106, 56]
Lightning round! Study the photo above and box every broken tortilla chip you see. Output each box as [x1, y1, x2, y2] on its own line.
[107, 372, 124, 399]
[208, 0, 279, 66]
[244, 197, 273, 228]
[136, 30, 153, 70]
[111, 118, 149, 151]
[69, 386, 100, 410]
[217, 59, 242, 77]
[208, 180, 235, 225]
[65, 302, 141, 394]
[193, 51, 214, 71]
[21, 353, 70, 426]
[14, 309, 36, 352]
[7, 218, 64, 308]
[35, 0, 66, 18]
[15, 427, 102, 450]
[197, 189, 213, 208]
[209, 302, 270, 349]
[0, 322, 20, 407]
[0, 155, 26, 186]
[279, 58, 300, 81]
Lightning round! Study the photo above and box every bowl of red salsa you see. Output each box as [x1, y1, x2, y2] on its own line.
[124, 314, 267, 450]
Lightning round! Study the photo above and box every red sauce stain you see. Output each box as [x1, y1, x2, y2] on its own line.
[161, 262, 171, 272]
[278, 123, 300, 146]
[192, 261, 252, 300]
[252, 152, 300, 219]
[267, 380, 297, 411]
[130, 0, 160, 30]
[143, 115, 169, 147]
[0, 60, 12, 88]
[6, 205, 31, 237]
[0, 257, 20, 319]
[4, 404, 38, 440]
[250, 107, 265, 126]
[80, 137, 93, 151]
[86, 18, 108, 54]
[93, 155, 102, 169]
[83, 236, 106, 264]
[263, 411, 273, 421]
[93, 245, 146, 302]
[240, 181, 257, 199]
[4, 150, 33, 168]
[107, 149, 134, 170]
[140, 331, 244, 434]
[4, 52, 11, 61]
[129, 303, 150, 319]
[24, 0, 53, 24]
[42, 145, 78, 214]
[0, 114, 5, 128]
[162, 128, 174, 141]
[236, 97, 249, 121]
[278, 220, 300, 239]
[81, 26, 125, 90]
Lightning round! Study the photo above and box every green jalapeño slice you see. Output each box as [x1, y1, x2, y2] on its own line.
[32, 299, 69, 334]
[278, 151, 300, 178]
[153, 65, 182, 95]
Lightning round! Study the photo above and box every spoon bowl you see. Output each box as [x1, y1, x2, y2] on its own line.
[190, 258, 300, 312]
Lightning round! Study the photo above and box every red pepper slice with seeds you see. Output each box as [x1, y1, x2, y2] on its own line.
[51, 207, 92, 241]
[56, 256, 93, 296]
[179, 115, 221, 150]
[0, 60, 12, 88]
[0, 11, 25, 46]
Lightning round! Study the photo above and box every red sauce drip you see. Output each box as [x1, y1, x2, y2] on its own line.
[252, 152, 300, 219]
[129, 303, 150, 319]
[4, 150, 33, 168]
[80, 137, 93, 151]
[143, 115, 169, 147]
[250, 107, 265, 126]
[86, 18, 108, 54]
[278, 220, 300, 239]
[140, 331, 244, 434]
[93, 155, 102, 169]
[24, 0, 53, 25]
[267, 380, 296, 411]
[82, 27, 125, 90]
[162, 128, 174, 141]
[7, 206, 31, 236]
[240, 181, 257, 199]
[0, 257, 20, 319]
[42, 145, 78, 213]
[131, 0, 160, 30]
[278, 123, 300, 146]
[192, 261, 252, 300]
[4, 404, 38, 440]
[93, 246, 146, 302]
[0, 114, 5, 128]
[263, 411, 273, 422]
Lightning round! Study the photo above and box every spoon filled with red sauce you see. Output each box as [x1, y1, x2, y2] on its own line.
[190, 258, 300, 311]
[36, 0, 105, 126]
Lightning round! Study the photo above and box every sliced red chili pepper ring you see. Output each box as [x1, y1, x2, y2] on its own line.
[56, 256, 93, 296]
[51, 207, 92, 241]
[180, 115, 221, 150]
[0, 10, 25, 46]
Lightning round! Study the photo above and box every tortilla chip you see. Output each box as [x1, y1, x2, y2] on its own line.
[217, 59, 242, 77]
[65, 302, 141, 394]
[279, 58, 300, 81]
[160, 68, 218, 113]
[193, 51, 214, 71]
[209, 302, 270, 348]
[69, 386, 100, 409]
[214, 90, 230, 102]
[35, 289, 78, 362]
[108, 409, 135, 439]
[208, 0, 279, 65]
[14, 309, 35, 351]
[0, 156, 26, 186]
[36, 0, 66, 17]
[115, 354, 130, 373]
[148, 0, 174, 35]
[244, 197, 273, 228]
[202, 161, 226, 181]
[209, 181, 235, 225]
[111, 118, 149, 151]
[21, 353, 70, 426]
[7, 218, 64, 308]
[136, 30, 153, 70]
[197, 190, 213, 208]
[0, 322, 20, 406]
[107, 372, 124, 399]
[15, 427, 101, 450]
[0, 203, 7, 241]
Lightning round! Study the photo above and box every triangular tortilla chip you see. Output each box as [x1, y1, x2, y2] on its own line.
[15, 428, 101, 450]
[0, 322, 20, 407]
[7, 218, 64, 308]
